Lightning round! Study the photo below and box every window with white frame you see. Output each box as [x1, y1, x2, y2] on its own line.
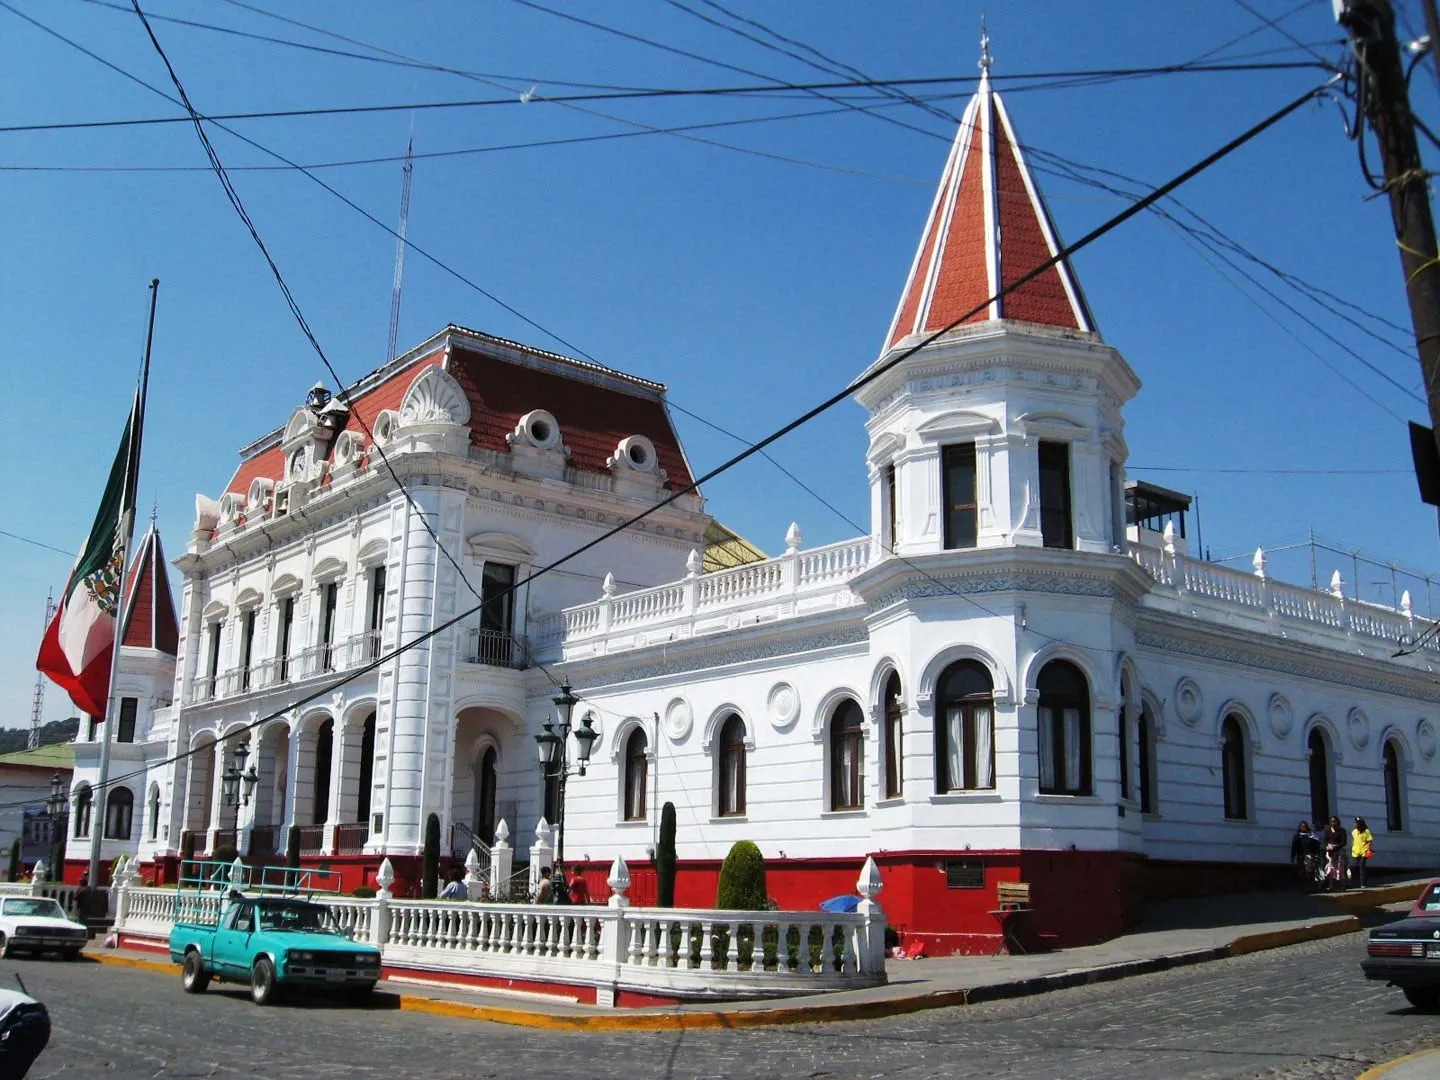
[829, 700, 865, 811]
[1037, 660, 1090, 795]
[1384, 738, 1405, 832]
[104, 787, 134, 840]
[716, 714, 747, 817]
[882, 672, 904, 799]
[936, 661, 995, 792]
[623, 728, 649, 822]
[1221, 714, 1249, 820]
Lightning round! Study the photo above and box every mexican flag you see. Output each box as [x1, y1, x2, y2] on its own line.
[36, 398, 140, 719]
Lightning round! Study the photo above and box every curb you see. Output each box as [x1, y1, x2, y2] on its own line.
[1356, 1047, 1440, 1079]
[82, 914, 1368, 1031]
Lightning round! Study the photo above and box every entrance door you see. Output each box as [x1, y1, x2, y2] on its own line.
[475, 747, 498, 846]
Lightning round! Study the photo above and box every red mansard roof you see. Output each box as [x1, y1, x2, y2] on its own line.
[883, 68, 1095, 352]
[120, 524, 178, 655]
[222, 331, 693, 496]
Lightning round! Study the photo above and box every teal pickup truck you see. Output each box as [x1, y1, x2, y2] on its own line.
[169, 891, 382, 1006]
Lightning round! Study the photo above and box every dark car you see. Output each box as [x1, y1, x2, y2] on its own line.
[1360, 879, 1440, 1009]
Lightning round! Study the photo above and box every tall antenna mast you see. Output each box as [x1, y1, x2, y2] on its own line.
[29, 590, 55, 750]
[386, 132, 415, 365]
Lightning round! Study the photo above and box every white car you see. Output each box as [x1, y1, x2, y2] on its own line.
[0, 898, 89, 960]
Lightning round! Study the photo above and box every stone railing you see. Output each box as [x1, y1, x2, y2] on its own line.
[1129, 540, 1435, 654]
[535, 532, 873, 660]
[184, 632, 385, 705]
[113, 854, 886, 1007]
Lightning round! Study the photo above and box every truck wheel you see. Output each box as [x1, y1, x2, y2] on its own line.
[1404, 987, 1440, 1011]
[250, 957, 280, 1006]
[182, 951, 210, 993]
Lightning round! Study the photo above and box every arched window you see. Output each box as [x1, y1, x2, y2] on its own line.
[829, 700, 865, 811]
[475, 746, 498, 844]
[882, 673, 904, 799]
[148, 784, 161, 841]
[1384, 739, 1405, 832]
[356, 713, 376, 826]
[936, 661, 995, 792]
[73, 785, 93, 839]
[104, 788, 134, 840]
[1221, 715, 1249, 820]
[1138, 703, 1157, 814]
[1307, 728, 1332, 826]
[1037, 661, 1090, 795]
[717, 715, 747, 817]
[623, 729, 649, 822]
[312, 718, 334, 826]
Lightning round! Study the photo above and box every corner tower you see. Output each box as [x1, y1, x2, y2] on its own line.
[857, 47, 1139, 557]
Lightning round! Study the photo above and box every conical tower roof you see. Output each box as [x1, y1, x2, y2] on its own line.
[882, 54, 1095, 354]
[120, 521, 178, 656]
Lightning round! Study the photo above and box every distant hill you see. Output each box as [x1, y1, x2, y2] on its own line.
[0, 718, 79, 755]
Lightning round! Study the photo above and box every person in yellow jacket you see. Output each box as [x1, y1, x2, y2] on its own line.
[1351, 817, 1375, 889]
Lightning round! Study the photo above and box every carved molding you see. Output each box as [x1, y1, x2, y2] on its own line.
[400, 365, 471, 427]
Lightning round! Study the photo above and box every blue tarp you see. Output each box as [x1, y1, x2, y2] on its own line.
[820, 894, 861, 913]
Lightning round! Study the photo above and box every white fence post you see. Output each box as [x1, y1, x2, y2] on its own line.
[372, 858, 394, 948]
[595, 855, 631, 1008]
[529, 818, 554, 896]
[854, 856, 887, 974]
[463, 848, 483, 901]
[490, 819, 513, 899]
[29, 862, 46, 896]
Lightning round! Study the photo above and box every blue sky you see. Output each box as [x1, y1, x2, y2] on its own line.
[2, 0, 1437, 728]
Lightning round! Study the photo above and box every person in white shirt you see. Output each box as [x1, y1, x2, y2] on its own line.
[0, 984, 49, 1077]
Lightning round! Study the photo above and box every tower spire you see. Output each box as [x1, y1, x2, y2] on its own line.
[879, 50, 1097, 355]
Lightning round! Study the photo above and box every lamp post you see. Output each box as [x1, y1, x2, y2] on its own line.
[221, 742, 259, 810]
[45, 772, 67, 882]
[534, 683, 598, 867]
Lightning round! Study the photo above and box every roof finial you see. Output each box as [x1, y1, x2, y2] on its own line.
[979, 14, 992, 73]
[150, 495, 158, 527]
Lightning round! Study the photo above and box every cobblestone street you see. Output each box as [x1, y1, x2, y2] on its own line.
[15, 933, 1440, 1079]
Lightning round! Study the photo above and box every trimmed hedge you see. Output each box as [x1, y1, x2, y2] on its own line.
[716, 840, 767, 911]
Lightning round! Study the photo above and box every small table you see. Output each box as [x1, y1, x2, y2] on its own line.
[989, 906, 1030, 956]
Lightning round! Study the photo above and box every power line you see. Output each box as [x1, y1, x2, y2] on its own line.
[19, 70, 1338, 818]
[0, 528, 74, 558]
[1129, 465, 1410, 474]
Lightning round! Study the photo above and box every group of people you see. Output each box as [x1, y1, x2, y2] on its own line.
[435, 863, 591, 904]
[1290, 816, 1375, 891]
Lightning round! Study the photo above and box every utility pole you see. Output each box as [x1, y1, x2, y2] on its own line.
[1337, 1, 1440, 456]
[1422, 0, 1440, 99]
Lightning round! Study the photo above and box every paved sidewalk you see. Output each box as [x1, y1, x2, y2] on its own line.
[89, 876, 1431, 1030]
[1358, 1047, 1440, 1079]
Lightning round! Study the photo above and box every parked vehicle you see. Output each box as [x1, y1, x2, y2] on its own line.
[0, 898, 89, 960]
[1360, 879, 1440, 1010]
[167, 862, 381, 1006]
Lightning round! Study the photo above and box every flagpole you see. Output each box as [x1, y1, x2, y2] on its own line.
[87, 279, 159, 890]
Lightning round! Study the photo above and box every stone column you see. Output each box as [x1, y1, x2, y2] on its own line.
[489, 819, 513, 899]
[207, 741, 228, 852]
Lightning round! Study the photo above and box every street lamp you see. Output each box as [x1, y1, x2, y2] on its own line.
[45, 772, 67, 881]
[533, 683, 597, 866]
[221, 742, 259, 809]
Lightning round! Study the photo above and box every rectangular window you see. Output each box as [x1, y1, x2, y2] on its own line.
[277, 597, 295, 681]
[1119, 711, 1131, 801]
[86, 716, 99, 742]
[239, 609, 257, 691]
[1038, 441, 1073, 549]
[942, 444, 978, 550]
[884, 696, 903, 799]
[368, 566, 386, 659]
[319, 582, 339, 671]
[884, 462, 899, 553]
[117, 697, 137, 744]
[1039, 706, 1087, 795]
[205, 621, 224, 699]
[479, 563, 517, 665]
[944, 860, 986, 889]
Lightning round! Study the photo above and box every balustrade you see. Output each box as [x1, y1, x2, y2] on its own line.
[334, 823, 369, 855]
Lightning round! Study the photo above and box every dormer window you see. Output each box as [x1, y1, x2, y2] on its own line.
[510, 409, 562, 451]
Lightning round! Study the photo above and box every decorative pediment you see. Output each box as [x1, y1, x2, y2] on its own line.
[282, 406, 319, 449]
[466, 531, 536, 563]
[357, 537, 389, 566]
[916, 410, 1001, 441]
[399, 365, 471, 427]
[1015, 410, 1089, 439]
[865, 431, 906, 464]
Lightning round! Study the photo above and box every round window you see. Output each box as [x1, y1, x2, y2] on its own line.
[628, 443, 648, 466]
[529, 418, 552, 443]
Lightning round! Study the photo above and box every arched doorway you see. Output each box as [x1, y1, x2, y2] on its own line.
[1308, 727, 1332, 826]
[475, 746, 498, 845]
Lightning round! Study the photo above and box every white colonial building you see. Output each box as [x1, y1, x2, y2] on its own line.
[68, 67, 1440, 952]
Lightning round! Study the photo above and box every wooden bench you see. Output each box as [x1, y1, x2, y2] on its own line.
[990, 881, 1032, 955]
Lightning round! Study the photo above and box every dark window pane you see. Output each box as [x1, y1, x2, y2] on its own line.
[1038, 441, 1073, 549]
[942, 444, 978, 550]
[117, 697, 137, 744]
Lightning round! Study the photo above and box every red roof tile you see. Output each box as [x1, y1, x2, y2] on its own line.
[121, 526, 178, 655]
[883, 71, 1094, 352]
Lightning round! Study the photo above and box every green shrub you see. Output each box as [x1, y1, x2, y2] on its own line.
[715, 840, 767, 911]
[657, 802, 677, 907]
[352, 885, 377, 899]
[422, 814, 440, 899]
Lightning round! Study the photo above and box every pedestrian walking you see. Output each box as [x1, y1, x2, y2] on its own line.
[1290, 821, 1321, 889]
[1351, 817, 1374, 889]
[1321, 817, 1347, 891]
[568, 869, 591, 905]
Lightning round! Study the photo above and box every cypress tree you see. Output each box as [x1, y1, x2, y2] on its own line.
[422, 813, 441, 899]
[656, 802, 677, 907]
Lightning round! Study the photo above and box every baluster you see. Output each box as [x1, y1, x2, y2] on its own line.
[626, 918, 642, 966]
[842, 925, 858, 975]
[796, 922, 812, 973]
[699, 920, 713, 970]
[658, 919, 672, 968]
[775, 921, 790, 973]
[729, 920, 742, 971]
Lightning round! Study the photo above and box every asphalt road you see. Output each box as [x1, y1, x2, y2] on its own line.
[11, 933, 1440, 1079]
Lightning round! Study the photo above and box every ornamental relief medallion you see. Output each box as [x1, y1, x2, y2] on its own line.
[1418, 718, 1437, 761]
[662, 697, 692, 743]
[1267, 693, 1294, 740]
[767, 682, 800, 732]
[1347, 707, 1371, 751]
[1174, 677, 1203, 727]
